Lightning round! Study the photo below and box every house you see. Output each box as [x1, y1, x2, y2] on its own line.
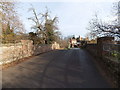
[70, 37, 77, 48]
[69, 36, 88, 48]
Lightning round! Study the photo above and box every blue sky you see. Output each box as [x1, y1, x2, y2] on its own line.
[16, 2, 114, 38]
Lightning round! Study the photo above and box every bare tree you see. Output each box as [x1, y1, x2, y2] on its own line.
[1, 2, 25, 33]
[87, 2, 120, 39]
[28, 6, 60, 44]
[0, 2, 25, 43]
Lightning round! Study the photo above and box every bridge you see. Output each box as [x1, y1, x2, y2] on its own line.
[2, 37, 120, 88]
[2, 48, 112, 88]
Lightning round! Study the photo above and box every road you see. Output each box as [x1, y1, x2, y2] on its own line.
[2, 48, 112, 88]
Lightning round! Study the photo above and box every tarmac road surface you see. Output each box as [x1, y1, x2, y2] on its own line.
[2, 48, 112, 88]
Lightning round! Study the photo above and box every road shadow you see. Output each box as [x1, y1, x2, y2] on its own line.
[2, 49, 112, 88]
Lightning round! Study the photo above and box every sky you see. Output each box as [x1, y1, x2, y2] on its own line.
[16, 1, 115, 38]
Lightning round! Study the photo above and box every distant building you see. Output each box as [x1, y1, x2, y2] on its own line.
[69, 36, 88, 48]
[87, 39, 97, 44]
[85, 37, 89, 41]
[70, 37, 77, 48]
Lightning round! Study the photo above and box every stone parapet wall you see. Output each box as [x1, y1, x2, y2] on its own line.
[51, 42, 60, 50]
[86, 44, 120, 88]
[0, 40, 60, 65]
[102, 57, 120, 87]
[33, 44, 52, 55]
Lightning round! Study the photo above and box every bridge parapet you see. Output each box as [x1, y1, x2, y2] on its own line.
[0, 40, 60, 65]
[86, 37, 120, 88]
